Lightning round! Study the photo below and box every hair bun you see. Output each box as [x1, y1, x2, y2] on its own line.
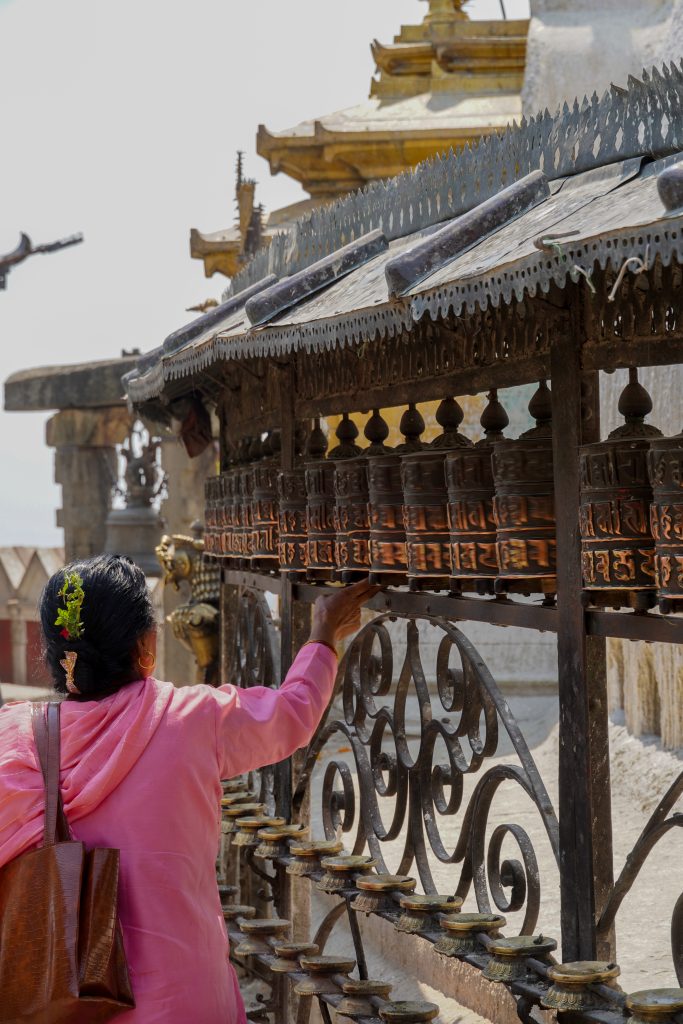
[40, 554, 156, 695]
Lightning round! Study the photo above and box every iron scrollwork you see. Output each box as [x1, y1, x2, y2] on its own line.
[231, 589, 281, 812]
[296, 613, 559, 936]
[232, 589, 281, 690]
[597, 772, 683, 983]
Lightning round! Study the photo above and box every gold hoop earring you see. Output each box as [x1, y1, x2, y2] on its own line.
[138, 649, 156, 674]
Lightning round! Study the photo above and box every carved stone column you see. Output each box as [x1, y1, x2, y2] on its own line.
[47, 407, 129, 563]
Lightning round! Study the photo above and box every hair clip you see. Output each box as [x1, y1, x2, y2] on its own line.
[60, 651, 80, 694]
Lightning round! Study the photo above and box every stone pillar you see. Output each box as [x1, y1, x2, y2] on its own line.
[47, 408, 130, 563]
[607, 638, 683, 750]
[654, 643, 683, 750]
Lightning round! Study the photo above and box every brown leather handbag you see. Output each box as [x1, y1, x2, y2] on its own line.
[0, 702, 135, 1023]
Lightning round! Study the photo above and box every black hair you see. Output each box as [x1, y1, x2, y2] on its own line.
[40, 554, 156, 697]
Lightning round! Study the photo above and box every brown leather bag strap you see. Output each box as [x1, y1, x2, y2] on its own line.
[31, 701, 70, 846]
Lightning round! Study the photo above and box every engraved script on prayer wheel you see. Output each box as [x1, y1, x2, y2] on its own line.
[492, 381, 556, 596]
[334, 410, 391, 582]
[648, 430, 683, 612]
[401, 398, 472, 591]
[251, 430, 280, 572]
[446, 390, 508, 594]
[368, 404, 424, 585]
[305, 419, 337, 581]
[580, 370, 662, 610]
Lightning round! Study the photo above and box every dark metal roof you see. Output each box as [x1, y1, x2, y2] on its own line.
[125, 63, 683, 405]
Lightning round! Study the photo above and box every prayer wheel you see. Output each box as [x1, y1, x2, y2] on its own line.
[446, 390, 507, 594]
[327, 414, 366, 580]
[334, 410, 391, 582]
[401, 398, 472, 591]
[251, 430, 280, 573]
[492, 381, 556, 596]
[277, 425, 308, 575]
[648, 429, 683, 613]
[368, 405, 424, 586]
[203, 475, 220, 559]
[334, 457, 370, 580]
[305, 419, 337, 581]
[277, 468, 308, 575]
[220, 465, 239, 565]
[235, 439, 256, 569]
[580, 370, 662, 610]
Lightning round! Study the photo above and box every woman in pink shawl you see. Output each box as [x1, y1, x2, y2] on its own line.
[0, 554, 377, 1023]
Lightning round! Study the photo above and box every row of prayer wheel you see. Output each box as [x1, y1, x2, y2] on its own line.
[579, 368, 683, 613]
[205, 385, 558, 597]
[205, 374, 682, 610]
[205, 375, 682, 610]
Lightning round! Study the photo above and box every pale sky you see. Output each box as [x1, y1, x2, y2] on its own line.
[0, 0, 529, 546]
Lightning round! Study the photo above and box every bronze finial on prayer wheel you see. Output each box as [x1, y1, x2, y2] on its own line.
[492, 381, 557, 598]
[648, 429, 683, 612]
[401, 397, 472, 591]
[580, 369, 662, 610]
[446, 390, 508, 594]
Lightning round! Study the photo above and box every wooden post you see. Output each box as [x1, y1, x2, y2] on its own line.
[276, 361, 314, 1022]
[550, 331, 615, 961]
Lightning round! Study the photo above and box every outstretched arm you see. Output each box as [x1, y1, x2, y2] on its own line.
[213, 579, 380, 779]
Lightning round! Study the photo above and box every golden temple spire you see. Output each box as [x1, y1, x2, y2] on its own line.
[193, 0, 529, 277]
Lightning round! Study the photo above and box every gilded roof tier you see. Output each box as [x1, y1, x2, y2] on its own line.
[192, 1, 529, 279]
[257, 2, 528, 199]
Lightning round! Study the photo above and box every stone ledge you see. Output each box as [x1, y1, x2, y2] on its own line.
[4, 355, 139, 411]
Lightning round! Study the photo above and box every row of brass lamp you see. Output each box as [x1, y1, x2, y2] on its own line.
[219, 783, 440, 1024]
[218, 782, 683, 1024]
[205, 384, 559, 599]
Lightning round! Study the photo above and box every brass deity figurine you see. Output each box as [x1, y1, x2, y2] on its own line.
[156, 522, 221, 685]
